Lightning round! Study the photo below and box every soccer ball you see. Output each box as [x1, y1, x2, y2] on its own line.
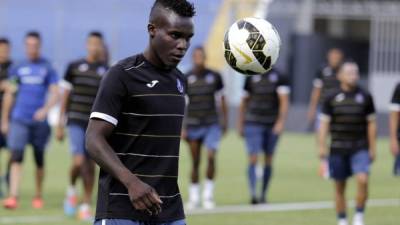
[223, 17, 281, 75]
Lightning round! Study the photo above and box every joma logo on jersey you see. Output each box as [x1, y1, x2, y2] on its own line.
[147, 80, 159, 88]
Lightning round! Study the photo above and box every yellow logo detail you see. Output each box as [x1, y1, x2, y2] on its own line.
[233, 45, 253, 64]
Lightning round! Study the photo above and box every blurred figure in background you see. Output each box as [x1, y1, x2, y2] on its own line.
[1, 31, 59, 210]
[237, 67, 290, 204]
[57, 31, 108, 221]
[389, 83, 400, 176]
[318, 61, 376, 225]
[308, 48, 344, 130]
[0, 38, 12, 198]
[183, 46, 228, 210]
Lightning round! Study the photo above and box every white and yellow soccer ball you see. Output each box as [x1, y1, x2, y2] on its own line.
[224, 17, 281, 75]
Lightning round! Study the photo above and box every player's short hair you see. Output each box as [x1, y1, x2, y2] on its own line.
[338, 59, 358, 72]
[151, 0, 196, 18]
[88, 31, 104, 40]
[0, 37, 10, 45]
[25, 31, 41, 41]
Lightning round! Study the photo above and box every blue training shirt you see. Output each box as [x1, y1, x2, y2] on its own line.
[8, 58, 59, 123]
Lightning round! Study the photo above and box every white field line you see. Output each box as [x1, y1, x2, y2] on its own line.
[0, 199, 398, 224]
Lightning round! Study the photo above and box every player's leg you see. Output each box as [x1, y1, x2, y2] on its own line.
[202, 124, 222, 209]
[185, 126, 205, 209]
[64, 124, 85, 216]
[3, 120, 29, 209]
[260, 128, 279, 203]
[329, 154, 351, 225]
[79, 157, 95, 221]
[30, 121, 51, 209]
[0, 132, 6, 197]
[351, 150, 371, 225]
[243, 124, 263, 204]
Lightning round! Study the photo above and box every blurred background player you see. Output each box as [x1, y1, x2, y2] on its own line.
[0, 37, 12, 197]
[307, 48, 344, 130]
[389, 83, 400, 176]
[237, 67, 290, 204]
[318, 61, 376, 225]
[57, 31, 108, 220]
[1, 31, 59, 210]
[183, 46, 228, 210]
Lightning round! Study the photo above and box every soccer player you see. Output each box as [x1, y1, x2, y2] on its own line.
[237, 67, 290, 204]
[318, 61, 376, 225]
[57, 31, 108, 220]
[1, 31, 59, 209]
[85, 1, 195, 225]
[389, 83, 400, 176]
[184, 46, 228, 209]
[308, 48, 344, 129]
[0, 38, 12, 197]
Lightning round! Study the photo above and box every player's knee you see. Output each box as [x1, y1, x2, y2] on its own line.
[249, 155, 258, 165]
[33, 149, 45, 168]
[11, 151, 24, 163]
[356, 174, 369, 186]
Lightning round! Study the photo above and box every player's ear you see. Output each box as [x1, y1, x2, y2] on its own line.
[148, 23, 156, 38]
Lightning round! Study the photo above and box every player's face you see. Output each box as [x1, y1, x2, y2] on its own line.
[150, 12, 194, 68]
[339, 63, 359, 88]
[327, 49, 343, 69]
[192, 49, 206, 68]
[87, 36, 103, 60]
[25, 37, 41, 61]
[0, 43, 10, 63]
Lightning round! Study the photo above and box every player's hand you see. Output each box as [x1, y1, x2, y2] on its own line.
[318, 159, 329, 179]
[272, 121, 284, 135]
[181, 128, 187, 140]
[390, 139, 399, 157]
[56, 125, 65, 142]
[33, 108, 48, 121]
[127, 178, 163, 215]
[369, 150, 377, 163]
[1, 121, 9, 135]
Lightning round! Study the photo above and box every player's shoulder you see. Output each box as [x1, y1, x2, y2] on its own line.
[394, 82, 400, 91]
[357, 86, 373, 99]
[115, 54, 146, 71]
[68, 58, 86, 67]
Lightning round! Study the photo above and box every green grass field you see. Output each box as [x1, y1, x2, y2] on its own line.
[0, 132, 399, 225]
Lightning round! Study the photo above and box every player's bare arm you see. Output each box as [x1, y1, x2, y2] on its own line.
[273, 92, 289, 135]
[86, 119, 163, 215]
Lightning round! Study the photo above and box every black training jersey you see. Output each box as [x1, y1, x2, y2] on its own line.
[243, 68, 290, 127]
[62, 59, 108, 127]
[90, 54, 186, 223]
[313, 65, 340, 104]
[390, 83, 400, 140]
[0, 61, 11, 113]
[185, 69, 223, 127]
[321, 86, 375, 155]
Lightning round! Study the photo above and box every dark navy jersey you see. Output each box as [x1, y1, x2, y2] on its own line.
[62, 58, 108, 127]
[313, 65, 340, 104]
[243, 68, 290, 127]
[390, 83, 400, 140]
[90, 54, 186, 223]
[321, 86, 375, 155]
[185, 69, 223, 127]
[0, 61, 12, 113]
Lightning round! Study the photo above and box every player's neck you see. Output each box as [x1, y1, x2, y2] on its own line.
[143, 47, 172, 71]
[0, 58, 10, 64]
[193, 65, 206, 74]
[86, 55, 99, 64]
[341, 83, 357, 92]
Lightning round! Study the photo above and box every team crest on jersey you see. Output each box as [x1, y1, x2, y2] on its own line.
[335, 93, 345, 102]
[355, 93, 364, 103]
[252, 75, 262, 83]
[188, 75, 197, 84]
[177, 78, 184, 93]
[97, 67, 106, 76]
[269, 73, 278, 83]
[205, 74, 215, 84]
[78, 63, 89, 72]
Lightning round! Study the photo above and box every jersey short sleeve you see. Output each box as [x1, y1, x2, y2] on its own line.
[313, 69, 323, 88]
[277, 74, 290, 95]
[215, 72, 224, 91]
[320, 94, 333, 121]
[243, 76, 252, 96]
[60, 63, 74, 90]
[390, 83, 400, 112]
[365, 93, 376, 120]
[46, 65, 59, 86]
[90, 65, 127, 126]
